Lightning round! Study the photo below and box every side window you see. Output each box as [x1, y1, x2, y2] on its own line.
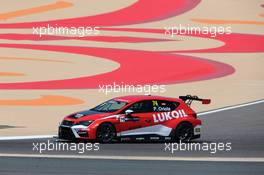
[124, 100, 153, 113]
[152, 100, 179, 112]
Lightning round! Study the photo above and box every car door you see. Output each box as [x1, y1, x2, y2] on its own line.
[151, 100, 180, 123]
[119, 100, 154, 137]
[150, 100, 180, 137]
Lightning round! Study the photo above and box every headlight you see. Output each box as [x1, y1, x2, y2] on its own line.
[75, 120, 94, 126]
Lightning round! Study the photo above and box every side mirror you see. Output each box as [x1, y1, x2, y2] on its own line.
[125, 109, 134, 116]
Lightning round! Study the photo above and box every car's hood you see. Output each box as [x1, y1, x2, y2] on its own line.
[65, 110, 114, 121]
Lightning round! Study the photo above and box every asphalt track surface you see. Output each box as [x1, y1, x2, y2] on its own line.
[0, 102, 264, 174]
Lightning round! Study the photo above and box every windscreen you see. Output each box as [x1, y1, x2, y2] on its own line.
[91, 100, 127, 113]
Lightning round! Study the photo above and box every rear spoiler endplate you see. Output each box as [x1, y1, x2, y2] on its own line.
[179, 95, 211, 106]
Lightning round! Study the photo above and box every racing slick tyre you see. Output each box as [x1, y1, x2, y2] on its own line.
[96, 123, 116, 143]
[174, 122, 193, 142]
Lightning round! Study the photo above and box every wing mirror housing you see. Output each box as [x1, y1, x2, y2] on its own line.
[125, 109, 134, 116]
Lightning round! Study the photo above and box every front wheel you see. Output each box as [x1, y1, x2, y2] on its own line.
[96, 123, 116, 143]
[174, 122, 193, 142]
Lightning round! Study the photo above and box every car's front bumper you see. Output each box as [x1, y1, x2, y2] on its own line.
[58, 125, 89, 140]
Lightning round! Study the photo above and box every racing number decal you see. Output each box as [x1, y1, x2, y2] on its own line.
[152, 100, 158, 106]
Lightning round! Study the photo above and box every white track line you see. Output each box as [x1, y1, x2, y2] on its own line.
[0, 153, 263, 162]
[0, 99, 263, 141]
[0, 135, 55, 141]
[198, 99, 264, 116]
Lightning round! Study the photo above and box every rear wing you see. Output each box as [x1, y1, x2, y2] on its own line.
[179, 95, 211, 106]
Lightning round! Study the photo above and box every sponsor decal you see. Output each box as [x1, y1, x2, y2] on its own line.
[165, 137, 172, 140]
[75, 113, 84, 118]
[136, 137, 145, 141]
[153, 109, 187, 123]
[150, 136, 159, 140]
[119, 116, 140, 122]
[121, 137, 131, 141]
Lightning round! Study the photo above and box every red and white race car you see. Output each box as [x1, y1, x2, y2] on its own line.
[58, 95, 210, 142]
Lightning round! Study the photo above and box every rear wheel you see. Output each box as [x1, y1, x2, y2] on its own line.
[174, 122, 193, 142]
[96, 123, 116, 143]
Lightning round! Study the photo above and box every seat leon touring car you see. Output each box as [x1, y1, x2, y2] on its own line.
[58, 95, 210, 143]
